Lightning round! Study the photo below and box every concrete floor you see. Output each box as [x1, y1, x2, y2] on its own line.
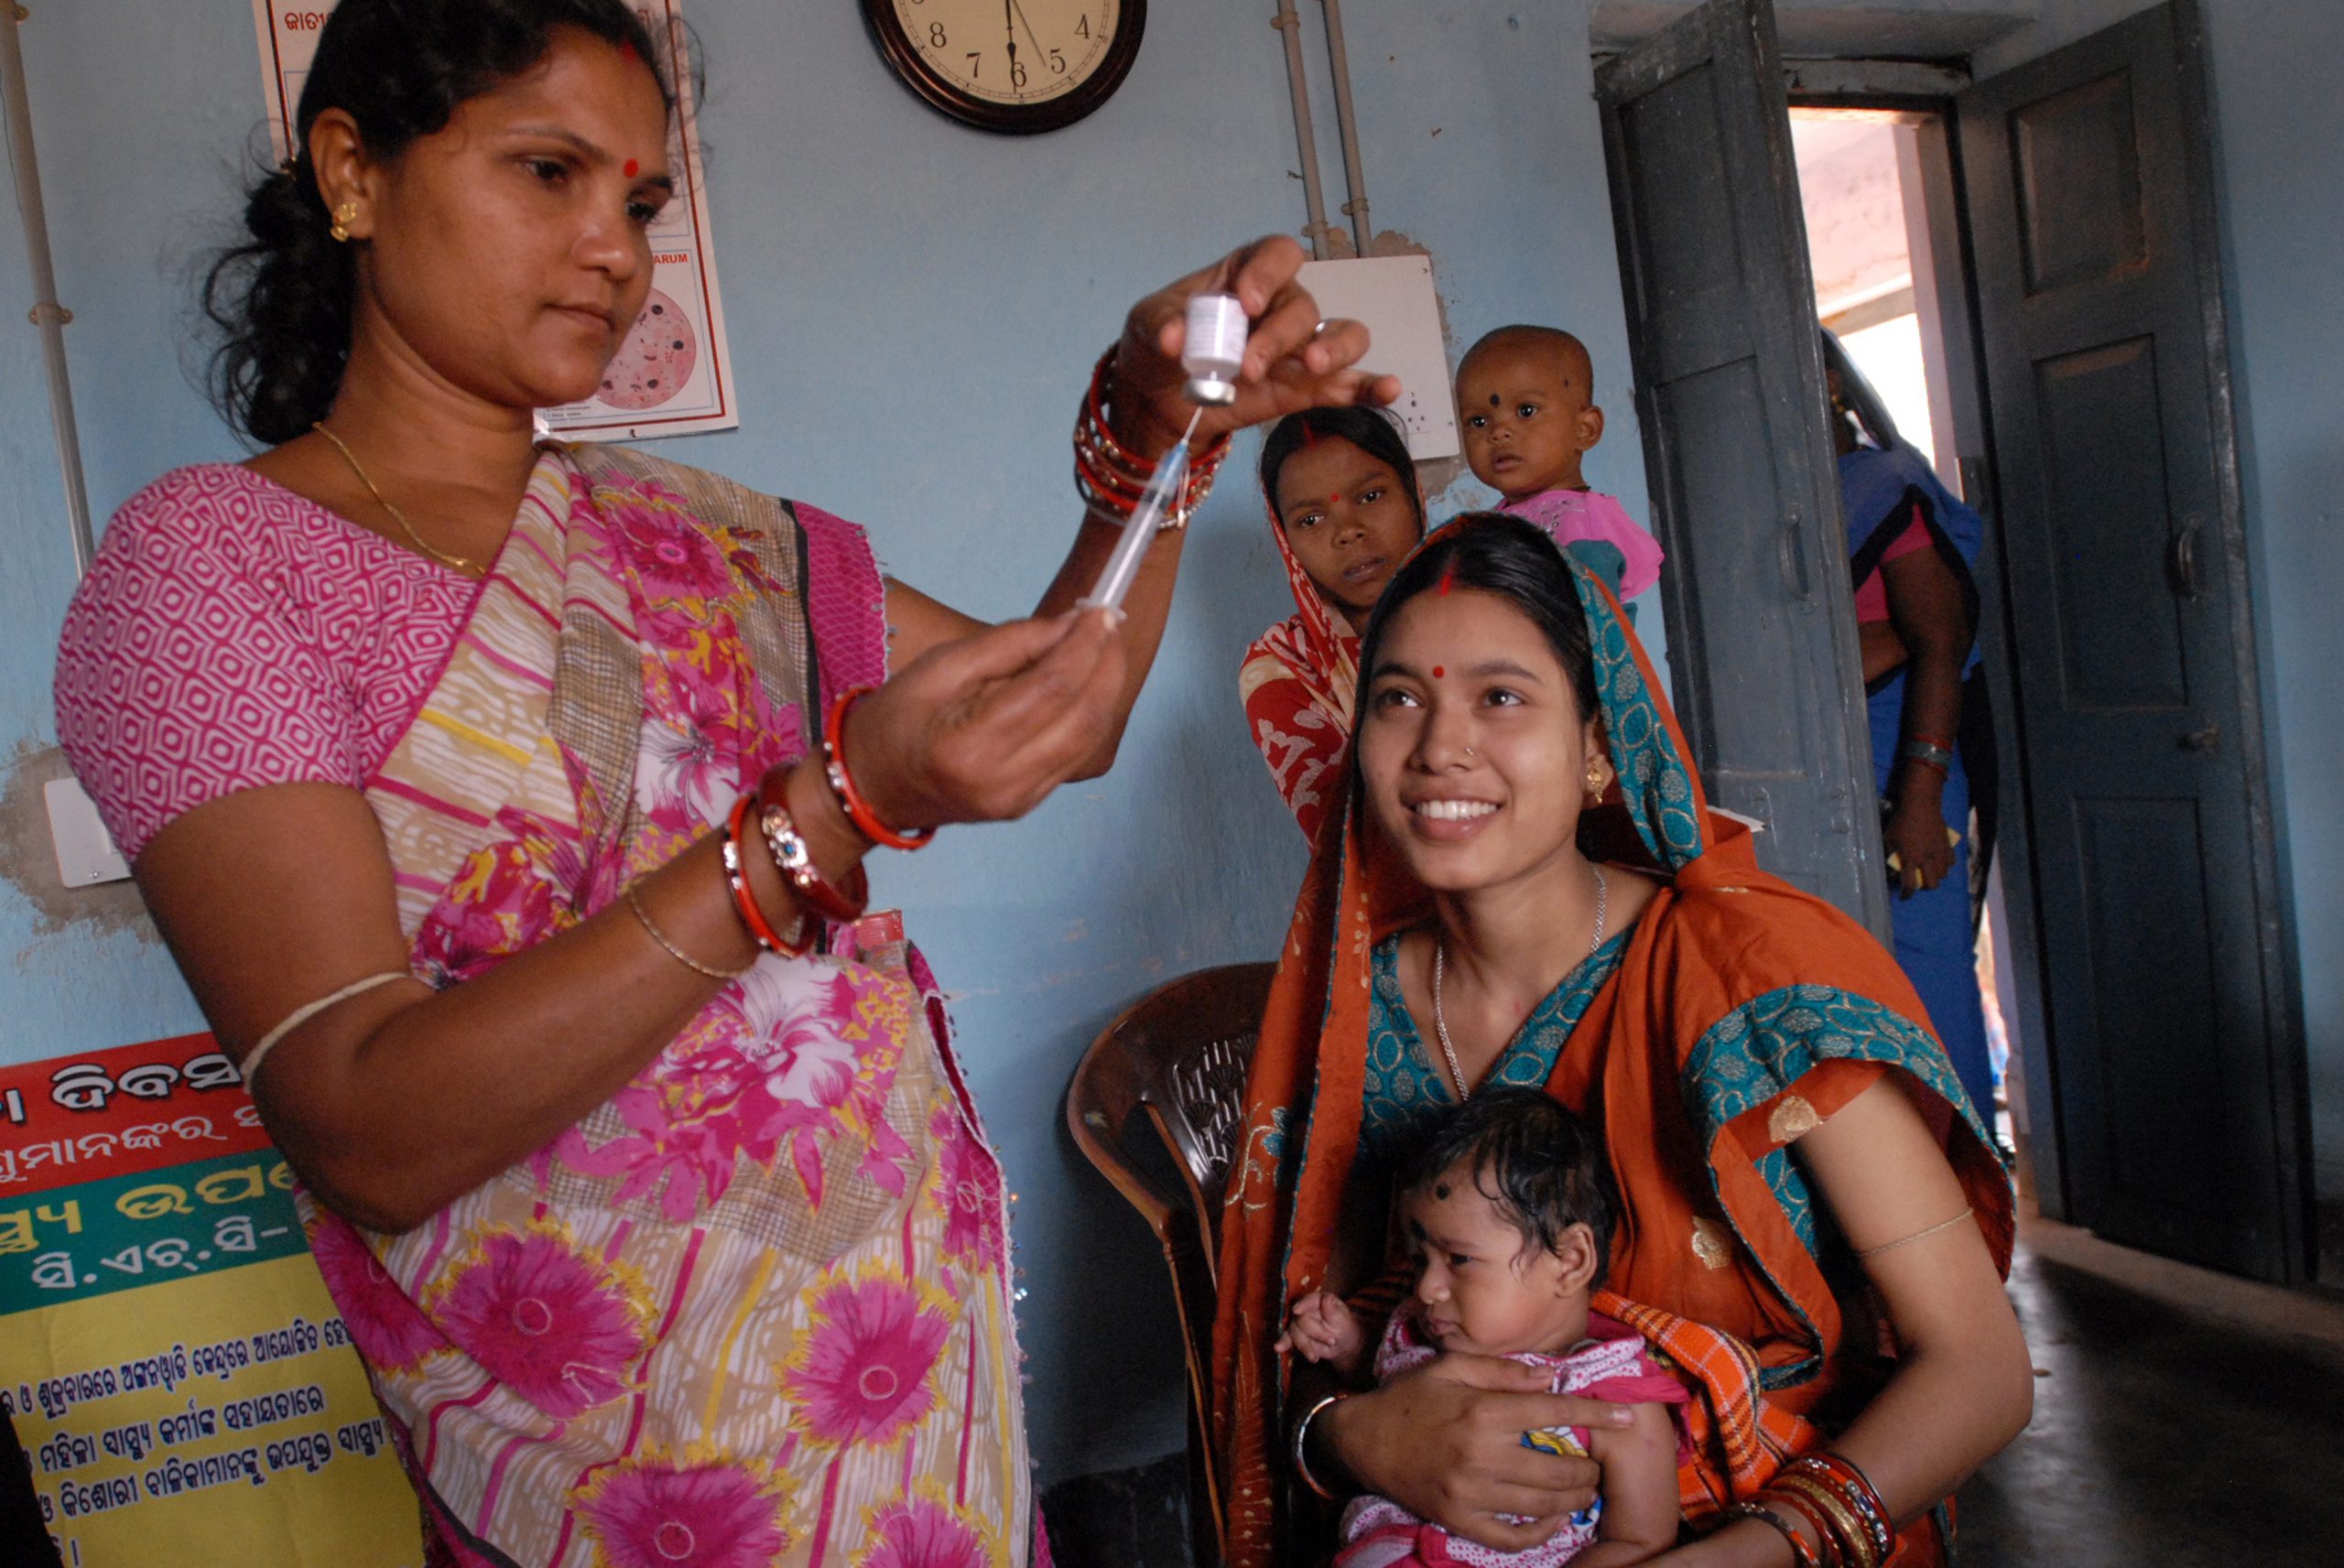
[1958, 1215, 2344, 1567]
[1045, 1215, 2344, 1566]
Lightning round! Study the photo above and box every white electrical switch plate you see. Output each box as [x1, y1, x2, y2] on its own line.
[45, 775, 132, 887]
[1297, 255, 1460, 461]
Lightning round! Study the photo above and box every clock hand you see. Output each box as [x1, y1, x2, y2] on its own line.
[1009, 0, 1046, 55]
[1004, 0, 1018, 70]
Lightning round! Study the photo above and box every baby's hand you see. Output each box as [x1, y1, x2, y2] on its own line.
[1276, 1291, 1366, 1371]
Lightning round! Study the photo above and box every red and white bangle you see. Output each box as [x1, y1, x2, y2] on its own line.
[1072, 346, 1230, 529]
[723, 795, 811, 957]
[821, 687, 935, 852]
[754, 783, 869, 926]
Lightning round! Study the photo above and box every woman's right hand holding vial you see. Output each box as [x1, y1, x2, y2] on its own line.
[1110, 236, 1401, 462]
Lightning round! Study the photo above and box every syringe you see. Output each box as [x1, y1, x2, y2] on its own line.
[1080, 406, 1202, 613]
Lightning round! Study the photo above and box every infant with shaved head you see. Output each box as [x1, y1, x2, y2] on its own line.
[1455, 327, 1664, 614]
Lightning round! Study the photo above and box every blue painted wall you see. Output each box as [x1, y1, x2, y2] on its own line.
[0, 0, 1651, 1481]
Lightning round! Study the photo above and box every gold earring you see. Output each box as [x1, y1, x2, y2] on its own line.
[1585, 759, 1607, 800]
[329, 201, 358, 243]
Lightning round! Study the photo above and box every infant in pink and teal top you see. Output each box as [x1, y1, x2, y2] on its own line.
[1456, 326, 1664, 613]
[1283, 1089, 1690, 1568]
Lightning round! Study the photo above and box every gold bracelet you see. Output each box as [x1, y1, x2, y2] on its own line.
[1853, 1206, 1973, 1260]
[624, 881, 750, 980]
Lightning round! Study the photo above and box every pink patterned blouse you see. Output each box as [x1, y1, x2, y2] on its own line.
[54, 462, 884, 864]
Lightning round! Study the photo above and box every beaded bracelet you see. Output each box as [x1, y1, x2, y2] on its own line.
[723, 795, 811, 957]
[755, 788, 869, 926]
[820, 687, 935, 852]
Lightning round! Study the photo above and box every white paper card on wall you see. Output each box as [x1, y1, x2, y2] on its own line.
[45, 777, 131, 888]
[1296, 256, 1460, 460]
[247, 2, 740, 443]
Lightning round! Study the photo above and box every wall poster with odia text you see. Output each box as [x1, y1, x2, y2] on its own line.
[250, 1, 740, 442]
[1, 1034, 422, 1566]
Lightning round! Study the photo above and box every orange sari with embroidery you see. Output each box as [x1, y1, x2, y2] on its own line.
[1210, 546, 2012, 1567]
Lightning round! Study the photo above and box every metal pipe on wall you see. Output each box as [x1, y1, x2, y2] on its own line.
[1318, 0, 1373, 256]
[1, 2, 94, 579]
[1271, 0, 1339, 260]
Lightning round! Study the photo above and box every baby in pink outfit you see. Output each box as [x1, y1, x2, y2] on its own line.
[1455, 327, 1664, 609]
[1282, 1090, 1689, 1568]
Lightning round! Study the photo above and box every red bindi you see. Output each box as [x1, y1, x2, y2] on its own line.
[623, 157, 640, 178]
[1437, 562, 1457, 597]
[1432, 665, 1446, 679]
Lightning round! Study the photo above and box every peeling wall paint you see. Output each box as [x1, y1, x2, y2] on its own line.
[0, 741, 156, 946]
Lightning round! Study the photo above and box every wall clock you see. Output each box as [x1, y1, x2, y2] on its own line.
[862, 1, 1145, 135]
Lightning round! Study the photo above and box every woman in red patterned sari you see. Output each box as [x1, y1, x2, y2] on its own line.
[1240, 407, 1427, 845]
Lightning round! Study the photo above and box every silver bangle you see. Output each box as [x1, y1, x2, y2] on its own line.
[1289, 1392, 1346, 1502]
[1898, 739, 1956, 771]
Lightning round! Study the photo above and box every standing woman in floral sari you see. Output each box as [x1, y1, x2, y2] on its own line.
[50, 3, 1394, 1563]
[1211, 519, 2029, 1568]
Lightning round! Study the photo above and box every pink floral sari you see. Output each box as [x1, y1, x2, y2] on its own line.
[305, 446, 1034, 1567]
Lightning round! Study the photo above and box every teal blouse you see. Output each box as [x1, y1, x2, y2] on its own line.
[1356, 929, 1630, 1185]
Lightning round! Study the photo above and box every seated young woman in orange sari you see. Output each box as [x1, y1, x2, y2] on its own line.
[1211, 518, 2029, 1568]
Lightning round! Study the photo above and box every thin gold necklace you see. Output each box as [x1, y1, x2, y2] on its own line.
[1432, 866, 1608, 1099]
[310, 421, 482, 576]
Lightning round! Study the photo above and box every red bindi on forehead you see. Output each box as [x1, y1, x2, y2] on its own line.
[623, 157, 640, 178]
[1432, 665, 1445, 679]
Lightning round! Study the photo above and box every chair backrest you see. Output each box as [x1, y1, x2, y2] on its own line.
[1069, 961, 1273, 1264]
[1066, 960, 1274, 1568]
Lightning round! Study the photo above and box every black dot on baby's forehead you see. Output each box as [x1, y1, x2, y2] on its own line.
[1486, 394, 1501, 406]
[1434, 1180, 1452, 1200]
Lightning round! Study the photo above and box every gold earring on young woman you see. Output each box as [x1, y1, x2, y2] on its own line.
[1585, 758, 1607, 805]
[329, 201, 358, 243]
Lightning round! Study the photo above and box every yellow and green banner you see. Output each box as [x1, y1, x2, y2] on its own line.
[3, 1033, 422, 1565]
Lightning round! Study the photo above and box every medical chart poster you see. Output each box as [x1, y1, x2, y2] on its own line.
[1, 1034, 421, 1566]
[249, 1, 741, 441]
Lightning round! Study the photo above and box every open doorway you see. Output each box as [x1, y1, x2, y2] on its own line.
[1785, 109, 2030, 1177]
[1599, 0, 2310, 1282]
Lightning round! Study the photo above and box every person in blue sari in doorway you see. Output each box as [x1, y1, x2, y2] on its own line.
[1821, 334, 1995, 1121]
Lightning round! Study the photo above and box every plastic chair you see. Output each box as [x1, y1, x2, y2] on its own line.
[1067, 961, 1275, 1568]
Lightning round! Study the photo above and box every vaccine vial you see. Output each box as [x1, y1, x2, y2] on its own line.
[1182, 292, 1249, 406]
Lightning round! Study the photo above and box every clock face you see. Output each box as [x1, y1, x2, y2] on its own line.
[865, 0, 1144, 134]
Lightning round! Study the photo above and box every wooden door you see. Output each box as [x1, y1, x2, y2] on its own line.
[1959, 0, 2307, 1278]
[1597, 0, 1891, 939]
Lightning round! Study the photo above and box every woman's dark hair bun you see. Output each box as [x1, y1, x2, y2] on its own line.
[204, 0, 673, 446]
